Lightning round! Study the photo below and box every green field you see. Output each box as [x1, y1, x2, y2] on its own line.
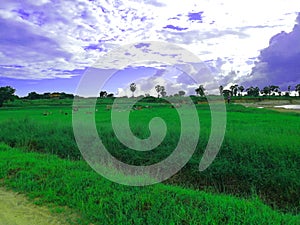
[0, 98, 299, 224]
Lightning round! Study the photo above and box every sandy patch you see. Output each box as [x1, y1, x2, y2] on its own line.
[0, 188, 71, 225]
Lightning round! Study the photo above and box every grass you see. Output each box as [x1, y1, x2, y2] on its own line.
[0, 143, 299, 225]
[0, 99, 299, 216]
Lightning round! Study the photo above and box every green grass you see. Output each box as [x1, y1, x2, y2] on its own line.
[0, 100, 299, 215]
[0, 143, 299, 225]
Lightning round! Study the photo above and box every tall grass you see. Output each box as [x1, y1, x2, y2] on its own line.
[0, 103, 299, 213]
[0, 144, 299, 225]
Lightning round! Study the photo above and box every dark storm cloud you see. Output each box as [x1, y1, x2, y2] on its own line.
[244, 13, 300, 89]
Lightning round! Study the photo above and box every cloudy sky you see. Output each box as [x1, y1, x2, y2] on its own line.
[0, 0, 299, 96]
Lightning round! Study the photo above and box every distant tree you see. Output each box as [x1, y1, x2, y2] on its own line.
[0, 86, 16, 107]
[246, 86, 260, 97]
[278, 90, 282, 96]
[222, 89, 231, 97]
[288, 85, 291, 93]
[155, 85, 162, 98]
[270, 85, 279, 95]
[100, 91, 107, 98]
[107, 93, 114, 98]
[296, 84, 300, 96]
[130, 83, 136, 97]
[160, 86, 166, 97]
[230, 84, 239, 96]
[43, 92, 51, 99]
[262, 86, 271, 96]
[238, 86, 244, 96]
[27, 91, 41, 100]
[219, 85, 224, 96]
[59, 92, 74, 99]
[195, 85, 205, 97]
[178, 90, 185, 96]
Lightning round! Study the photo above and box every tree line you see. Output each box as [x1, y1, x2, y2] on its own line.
[1, 83, 300, 107]
[122, 83, 300, 98]
[0, 87, 75, 107]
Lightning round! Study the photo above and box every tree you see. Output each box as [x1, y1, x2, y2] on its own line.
[278, 90, 282, 96]
[269, 85, 279, 95]
[219, 85, 224, 96]
[195, 85, 205, 97]
[285, 85, 291, 96]
[100, 91, 107, 98]
[130, 83, 136, 97]
[230, 84, 238, 96]
[107, 93, 114, 98]
[178, 90, 185, 96]
[159, 86, 166, 97]
[238, 86, 244, 96]
[27, 91, 41, 100]
[296, 84, 300, 96]
[0, 86, 16, 107]
[222, 89, 231, 97]
[262, 86, 271, 96]
[43, 92, 51, 99]
[155, 85, 162, 98]
[246, 86, 260, 97]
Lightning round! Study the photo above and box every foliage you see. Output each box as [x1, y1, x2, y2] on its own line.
[0, 86, 15, 107]
[178, 90, 185, 96]
[154, 85, 166, 98]
[130, 83, 136, 97]
[195, 85, 205, 97]
[0, 102, 299, 214]
[24, 91, 74, 100]
[246, 86, 260, 97]
[100, 91, 107, 98]
[0, 144, 299, 225]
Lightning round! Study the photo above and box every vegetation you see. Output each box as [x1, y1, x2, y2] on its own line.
[195, 85, 205, 97]
[130, 83, 136, 97]
[0, 143, 299, 225]
[24, 91, 74, 100]
[0, 86, 16, 107]
[0, 100, 299, 215]
[154, 85, 166, 98]
[0, 84, 300, 223]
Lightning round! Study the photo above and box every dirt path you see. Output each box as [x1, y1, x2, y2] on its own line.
[0, 187, 71, 225]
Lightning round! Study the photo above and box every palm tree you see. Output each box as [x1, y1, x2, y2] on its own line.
[130, 83, 136, 97]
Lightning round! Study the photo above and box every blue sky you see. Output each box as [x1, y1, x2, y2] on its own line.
[0, 0, 300, 96]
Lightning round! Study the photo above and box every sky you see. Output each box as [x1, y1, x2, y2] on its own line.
[0, 0, 299, 97]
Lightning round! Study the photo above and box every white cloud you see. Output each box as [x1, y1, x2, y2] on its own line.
[0, 0, 299, 90]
